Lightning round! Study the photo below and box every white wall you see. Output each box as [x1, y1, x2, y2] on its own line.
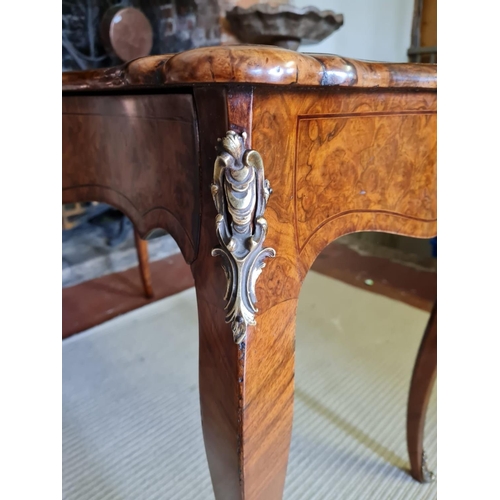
[294, 0, 414, 62]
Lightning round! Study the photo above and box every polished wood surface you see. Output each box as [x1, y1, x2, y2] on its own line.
[62, 93, 200, 263]
[251, 88, 436, 277]
[407, 303, 437, 482]
[311, 241, 436, 312]
[62, 45, 437, 499]
[191, 87, 300, 499]
[134, 230, 154, 299]
[63, 240, 434, 340]
[62, 45, 437, 91]
[62, 253, 193, 339]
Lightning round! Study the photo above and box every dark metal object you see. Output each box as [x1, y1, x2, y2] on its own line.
[62, 0, 222, 71]
[226, 4, 343, 51]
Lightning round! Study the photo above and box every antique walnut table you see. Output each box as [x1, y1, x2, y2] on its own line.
[62, 46, 437, 499]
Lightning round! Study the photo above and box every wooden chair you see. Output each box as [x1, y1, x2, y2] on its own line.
[62, 203, 153, 299]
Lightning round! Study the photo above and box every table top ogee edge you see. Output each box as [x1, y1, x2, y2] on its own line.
[62, 45, 437, 92]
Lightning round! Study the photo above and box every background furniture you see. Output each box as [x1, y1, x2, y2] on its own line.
[63, 46, 437, 499]
[408, 0, 437, 63]
[134, 229, 154, 298]
[62, 203, 154, 298]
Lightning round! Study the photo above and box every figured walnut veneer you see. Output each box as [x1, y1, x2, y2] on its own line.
[62, 45, 436, 91]
[295, 106, 436, 252]
[62, 45, 437, 500]
[62, 93, 200, 263]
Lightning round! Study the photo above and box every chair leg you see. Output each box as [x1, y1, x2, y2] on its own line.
[134, 230, 154, 299]
[407, 302, 437, 482]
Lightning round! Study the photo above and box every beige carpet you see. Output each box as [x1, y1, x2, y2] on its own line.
[62, 271, 437, 500]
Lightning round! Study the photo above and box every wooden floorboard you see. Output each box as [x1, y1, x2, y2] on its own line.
[311, 243, 436, 312]
[62, 253, 194, 339]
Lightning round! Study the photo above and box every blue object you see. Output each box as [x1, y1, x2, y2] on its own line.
[430, 237, 437, 257]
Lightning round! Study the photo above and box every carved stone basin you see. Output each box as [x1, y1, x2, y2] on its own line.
[226, 4, 344, 51]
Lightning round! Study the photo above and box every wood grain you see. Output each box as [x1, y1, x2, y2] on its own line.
[250, 88, 437, 276]
[62, 93, 200, 263]
[62, 253, 193, 339]
[134, 230, 154, 299]
[191, 86, 300, 500]
[63, 50, 437, 498]
[407, 303, 437, 482]
[311, 241, 436, 312]
[190, 87, 241, 499]
[295, 112, 436, 250]
[421, 0, 437, 48]
[62, 45, 437, 92]
[187, 85, 438, 499]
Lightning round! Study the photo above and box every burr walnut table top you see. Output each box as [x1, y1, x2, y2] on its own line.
[62, 45, 437, 91]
